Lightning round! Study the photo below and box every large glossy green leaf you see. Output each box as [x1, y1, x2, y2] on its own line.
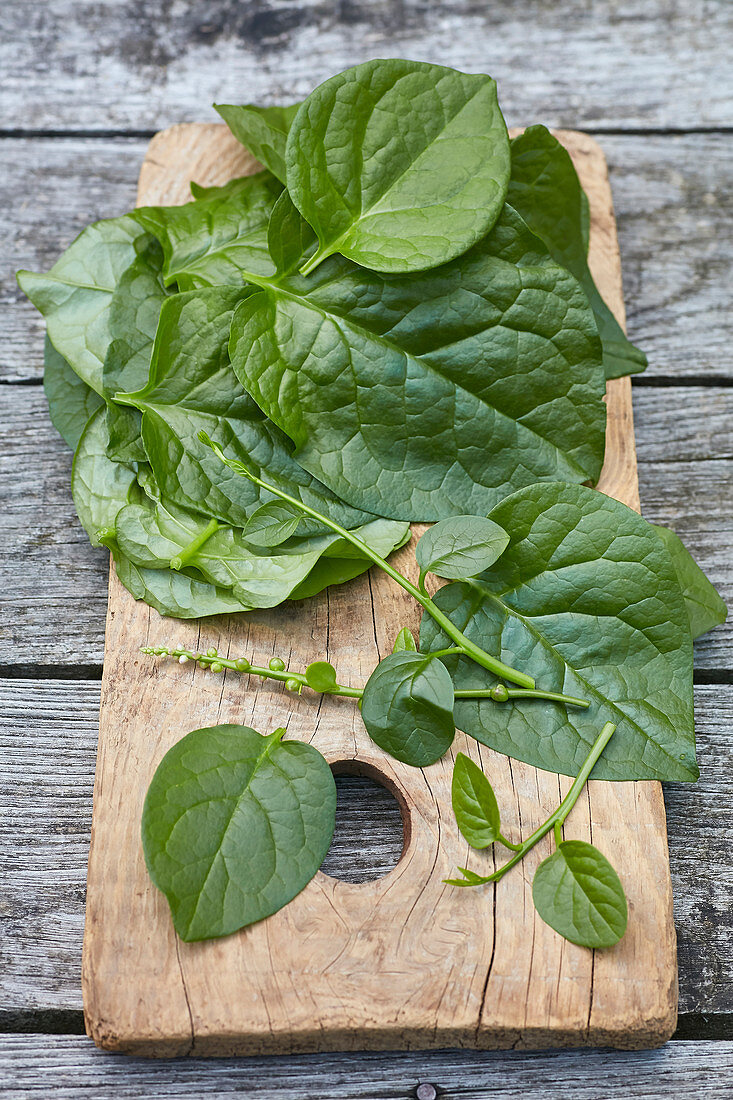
[360, 652, 455, 766]
[420, 482, 696, 782]
[654, 524, 727, 640]
[416, 516, 509, 584]
[18, 215, 146, 393]
[120, 288, 391, 534]
[532, 840, 628, 948]
[509, 126, 647, 379]
[229, 205, 606, 520]
[111, 542, 252, 618]
[142, 724, 336, 941]
[451, 752, 501, 849]
[134, 173, 282, 289]
[43, 335, 103, 450]
[285, 59, 510, 275]
[215, 102, 301, 183]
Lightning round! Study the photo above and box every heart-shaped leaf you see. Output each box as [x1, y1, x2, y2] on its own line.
[243, 501, 303, 547]
[392, 627, 417, 653]
[142, 724, 336, 942]
[416, 515, 509, 584]
[360, 652, 455, 766]
[286, 59, 510, 274]
[451, 752, 501, 849]
[532, 839, 628, 949]
[420, 482, 696, 781]
[305, 661, 339, 693]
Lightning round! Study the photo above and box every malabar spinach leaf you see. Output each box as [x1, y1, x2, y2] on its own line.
[71, 406, 140, 546]
[654, 524, 728, 640]
[392, 626, 418, 653]
[532, 839, 628, 948]
[420, 482, 696, 782]
[43, 334, 103, 450]
[243, 501, 303, 547]
[229, 204, 606, 521]
[215, 102, 301, 183]
[305, 661, 339, 693]
[110, 541, 253, 618]
[286, 59, 510, 274]
[509, 126, 647, 379]
[18, 215, 146, 393]
[141, 724, 336, 941]
[134, 173, 282, 289]
[451, 752, 501, 849]
[361, 652, 455, 766]
[416, 515, 509, 585]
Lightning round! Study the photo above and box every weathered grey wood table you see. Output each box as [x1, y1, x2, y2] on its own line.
[1, 2, 731, 1095]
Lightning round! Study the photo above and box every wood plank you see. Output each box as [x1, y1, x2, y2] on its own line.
[4, 134, 731, 385]
[2, 681, 731, 1021]
[1, 2, 731, 131]
[2, 386, 730, 671]
[77, 125, 675, 1057]
[0, 1035, 731, 1099]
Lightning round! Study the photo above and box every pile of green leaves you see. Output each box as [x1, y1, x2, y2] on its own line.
[19, 59, 726, 951]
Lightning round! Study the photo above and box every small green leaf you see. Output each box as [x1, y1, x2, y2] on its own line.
[392, 627, 418, 653]
[416, 515, 509, 583]
[360, 652, 455, 767]
[141, 723, 336, 941]
[451, 752, 501, 849]
[267, 190, 317, 276]
[243, 501, 303, 547]
[305, 661, 339, 693]
[532, 839, 628, 949]
[653, 524, 727, 640]
[215, 102, 301, 184]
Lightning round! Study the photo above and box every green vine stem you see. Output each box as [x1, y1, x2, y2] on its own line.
[169, 517, 220, 572]
[447, 721, 617, 886]
[199, 432, 535, 690]
[140, 646, 590, 709]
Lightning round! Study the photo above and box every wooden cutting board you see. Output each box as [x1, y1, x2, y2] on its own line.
[81, 125, 677, 1056]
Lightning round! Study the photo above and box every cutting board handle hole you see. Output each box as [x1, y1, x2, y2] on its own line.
[320, 761, 409, 882]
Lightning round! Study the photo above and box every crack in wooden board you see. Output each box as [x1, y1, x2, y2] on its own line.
[81, 125, 677, 1056]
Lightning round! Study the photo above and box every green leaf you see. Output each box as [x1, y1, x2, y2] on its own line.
[229, 204, 606, 521]
[243, 501, 302, 547]
[141, 724, 336, 941]
[508, 126, 647, 379]
[134, 173, 282, 289]
[451, 752, 501, 849]
[43, 334, 103, 450]
[18, 215, 146, 393]
[420, 482, 697, 782]
[121, 288, 386, 533]
[114, 492, 407, 612]
[392, 627, 417, 653]
[416, 515, 509, 583]
[71, 407, 139, 546]
[653, 525, 728, 640]
[267, 190, 317, 276]
[103, 234, 171, 463]
[286, 59, 510, 274]
[305, 661, 339, 692]
[360, 652, 455, 766]
[532, 840, 628, 949]
[215, 102, 301, 183]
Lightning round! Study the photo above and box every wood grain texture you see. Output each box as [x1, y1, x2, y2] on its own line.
[77, 126, 676, 1056]
[1, 1035, 732, 1099]
[1, 1, 731, 131]
[2, 385, 731, 672]
[7, 133, 731, 386]
[3, 682, 731, 1023]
